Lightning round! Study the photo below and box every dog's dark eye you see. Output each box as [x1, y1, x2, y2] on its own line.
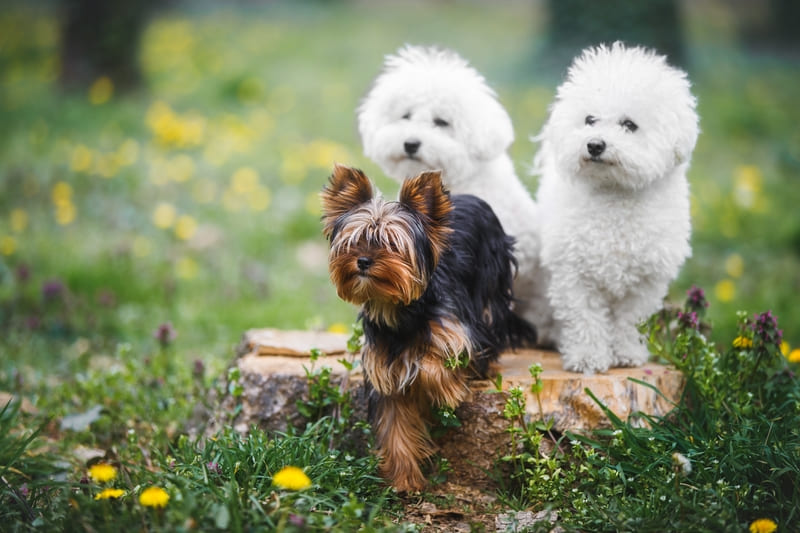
[433, 117, 449, 127]
[585, 115, 598, 126]
[620, 119, 638, 132]
[401, 112, 411, 120]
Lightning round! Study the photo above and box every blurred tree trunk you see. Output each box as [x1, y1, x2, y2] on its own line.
[59, 0, 158, 91]
[541, 0, 686, 70]
[741, 0, 800, 53]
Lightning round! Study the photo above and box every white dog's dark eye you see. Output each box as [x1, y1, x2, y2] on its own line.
[620, 119, 638, 132]
[401, 112, 411, 120]
[585, 115, 598, 126]
[433, 117, 449, 127]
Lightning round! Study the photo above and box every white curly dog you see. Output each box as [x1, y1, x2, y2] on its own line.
[358, 45, 553, 345]
[534, 42, 699, 374]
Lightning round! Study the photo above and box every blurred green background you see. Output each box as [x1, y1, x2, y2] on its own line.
[1, 0, 799, 383]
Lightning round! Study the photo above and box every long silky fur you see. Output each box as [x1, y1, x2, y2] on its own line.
[323, 167, 536, 492]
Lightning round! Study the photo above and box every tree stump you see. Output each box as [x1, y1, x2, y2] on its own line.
[207, 328, 684, 488]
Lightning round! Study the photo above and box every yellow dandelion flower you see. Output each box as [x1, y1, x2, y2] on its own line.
[231, 166, 259, 194]
[733, 336, 753, 349]
[180, 114, 206, 147]
[724, 254, 744, 279]
[1, 236, 17, 256]
[139, 486, 169, 508]
[788, 349, 800, 364]
[10, 208, 28, 233]
[88, 463, 117, 483]
[55, 203, 76, 226]
[306, 139, 350, 169]
[88, 76, 114, 105]
[714, 279, 735, 303]
[152, 203, 177, 229]
[70, 145, 93, 173]
[749, 518, 777, 533]
[174, 215, 197, 241]
[280, 150, 307, 185]
[734, 165, 762, 210]
[780, 341, 790, 356]
[175, 256, 199, 280]
[95, 488, 125, 500]
[51, 182, 73, 206]
[272, 466, 311, 491]
[94, 152, 119, 179]
[327, 323, 349, 335]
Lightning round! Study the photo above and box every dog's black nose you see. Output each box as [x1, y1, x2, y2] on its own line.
[357, 256, 373, 272]
[587, 139, 606, 157]
[404, 139, 421, 156]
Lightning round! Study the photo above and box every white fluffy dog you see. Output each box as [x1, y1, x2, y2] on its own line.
[358, 45, 554, 344]
[534, 42, 699, 374]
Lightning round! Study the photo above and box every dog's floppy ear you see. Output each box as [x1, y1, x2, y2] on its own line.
[399, 170, 453, 261]
[320, 164, 374, 239]
[464, 97, 514, 160]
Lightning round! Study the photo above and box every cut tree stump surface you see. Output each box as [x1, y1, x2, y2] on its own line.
[209, 328, 685, 488]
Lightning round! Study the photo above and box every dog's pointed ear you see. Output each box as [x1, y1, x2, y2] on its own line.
[320, 164, 374, 238]
[399, 170, 452, 224]
[399, 171, 453, 259]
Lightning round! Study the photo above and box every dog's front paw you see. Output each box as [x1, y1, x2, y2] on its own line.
[560, 346, 613, 375]
[612, 336, 651, 368]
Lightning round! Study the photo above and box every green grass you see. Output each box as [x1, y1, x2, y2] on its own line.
[1, 1, 799, 531]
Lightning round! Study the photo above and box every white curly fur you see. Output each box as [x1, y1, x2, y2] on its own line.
[358, 45, 554, 344]
[534, 42, 699, 374]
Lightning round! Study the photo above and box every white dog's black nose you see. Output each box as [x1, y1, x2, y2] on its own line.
[587, 139, 606, 157]
[404, 139, 421, 156]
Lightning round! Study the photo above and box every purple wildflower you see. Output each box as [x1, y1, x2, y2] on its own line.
[685, 285, 709, 314]
[751, 310, 782, 349]
[678, 310, 699, 330]
[153, 322, 177, 347]
[193, 359, 205, 379]
[206, 461, 222, 475]
[42, 279, 64, 302]
[288, 514, 306, 527]
[15, 264, 30, 283]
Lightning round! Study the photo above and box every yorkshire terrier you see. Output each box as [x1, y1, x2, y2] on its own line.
[321, 164, 536, 492]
